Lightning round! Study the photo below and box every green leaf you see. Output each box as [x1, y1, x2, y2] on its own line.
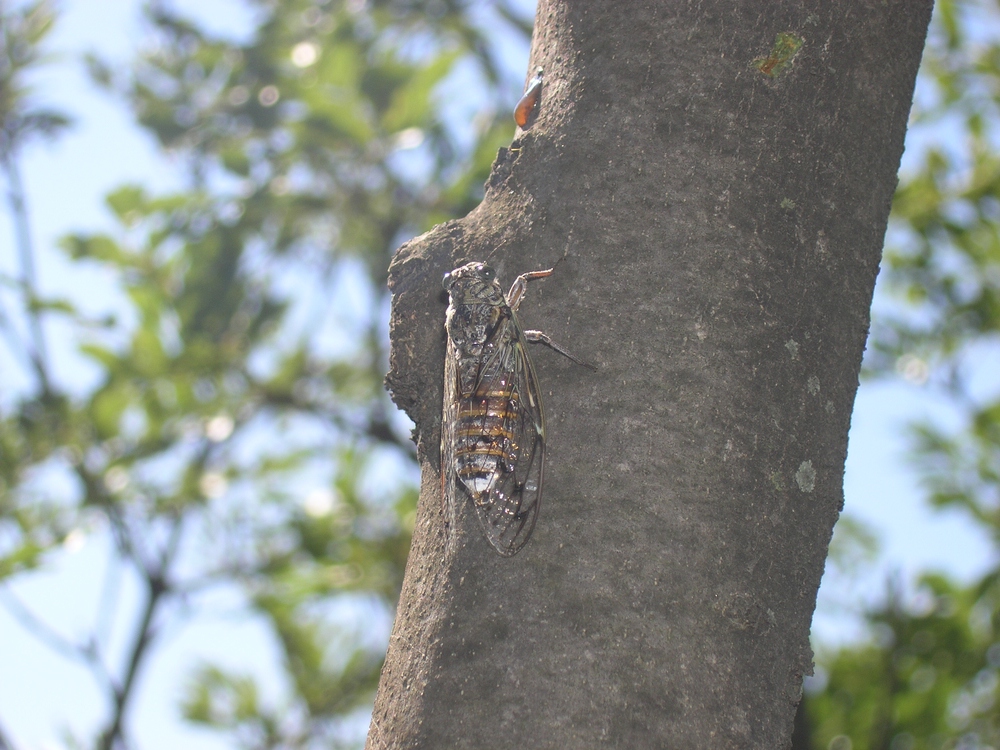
[382, 48, 461, 132]
[60, 233, 126, 262]
[106, 185, 148, 222]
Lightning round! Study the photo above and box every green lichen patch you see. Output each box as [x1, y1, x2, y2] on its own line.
[795, 460, 816, 493]
[754, 32, 804, 77]
[769, 471, 786, 492]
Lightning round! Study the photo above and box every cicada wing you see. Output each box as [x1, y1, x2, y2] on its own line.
[473, 326, 545, 557]
[441, 337, 461, 540]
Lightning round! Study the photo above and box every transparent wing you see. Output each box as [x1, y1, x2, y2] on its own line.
[469, 319, 545, 556]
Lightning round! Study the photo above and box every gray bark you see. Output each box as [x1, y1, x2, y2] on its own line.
[372, 1, 932, 748]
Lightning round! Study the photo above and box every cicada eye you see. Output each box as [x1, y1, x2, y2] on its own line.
[442, 271, 454, 290]
[481, 265, 496, 281]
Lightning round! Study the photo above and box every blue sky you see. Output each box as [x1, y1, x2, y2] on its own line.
[0, 1, 996, 748]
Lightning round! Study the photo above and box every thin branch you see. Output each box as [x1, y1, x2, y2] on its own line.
[254, 379, 416, 455]
[0, 585, 87, 662]
[97, 514, 182, 750]
[97, 573, 164, 750]
[73, 464, 150, 574]
[1, 153, 51, 394]
[66, 465, 188, 749]
[0, 584, 119, 694]
[0, 718, 15, 750]
[159, 510, 186, 571]
[96, 543, 124, 649]
[0, 293, 36, 373]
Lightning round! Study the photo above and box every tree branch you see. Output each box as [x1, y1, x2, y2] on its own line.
[0, 586, 87, 663]
[97, 558, 171, 750]
[0, 585, 119, 695]
[0, 297, 36, 374]
[95, 546, 124, 649]
[0, 718, 15, 750]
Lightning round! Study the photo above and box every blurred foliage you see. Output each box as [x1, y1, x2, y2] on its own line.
[0, 0, 529, 747]
[806, 575, 1000, 750]
[800, 1, 1000, 749]
[0, 0, 72, 158]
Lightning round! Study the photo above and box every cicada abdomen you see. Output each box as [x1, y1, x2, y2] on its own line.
[441, 261, 591, 556]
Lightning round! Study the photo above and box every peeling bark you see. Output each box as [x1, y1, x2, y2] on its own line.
[372, 1, 932, 748]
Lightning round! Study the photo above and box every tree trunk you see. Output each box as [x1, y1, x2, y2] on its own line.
[372, 1, 932, 748]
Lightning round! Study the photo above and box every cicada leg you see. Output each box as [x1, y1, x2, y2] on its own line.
[522, 330, 596, 371]
[506, 268, 554, 311]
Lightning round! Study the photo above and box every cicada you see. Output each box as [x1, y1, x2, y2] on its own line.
[513, 69, 543, 128]
[441, 261, 592, 556]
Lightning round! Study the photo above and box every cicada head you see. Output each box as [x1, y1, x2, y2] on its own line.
[443, 262, 505, 305]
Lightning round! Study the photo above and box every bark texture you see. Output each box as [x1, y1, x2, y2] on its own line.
[372, 1, 932, 748]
